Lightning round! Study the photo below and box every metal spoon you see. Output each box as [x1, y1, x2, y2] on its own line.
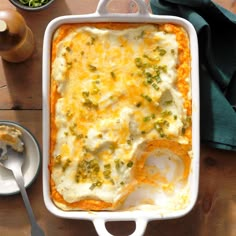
[0, 147, 45, 236]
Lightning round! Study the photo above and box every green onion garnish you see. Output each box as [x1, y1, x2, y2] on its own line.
[18, 0, 51, 8]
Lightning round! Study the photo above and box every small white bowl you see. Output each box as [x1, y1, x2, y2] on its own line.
[0, 121, 41, 195]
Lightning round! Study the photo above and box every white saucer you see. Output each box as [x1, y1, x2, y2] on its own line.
[0, 121, 41, 195]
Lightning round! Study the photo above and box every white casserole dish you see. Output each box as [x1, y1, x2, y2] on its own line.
[42, 0, 199, 235]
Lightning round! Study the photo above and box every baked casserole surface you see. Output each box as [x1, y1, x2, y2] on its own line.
[50, 23, 192, 211]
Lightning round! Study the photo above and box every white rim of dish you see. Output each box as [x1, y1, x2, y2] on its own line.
[0, 120, 41, 196]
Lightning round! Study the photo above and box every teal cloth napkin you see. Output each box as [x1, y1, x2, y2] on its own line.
[150, 0, 236, 151]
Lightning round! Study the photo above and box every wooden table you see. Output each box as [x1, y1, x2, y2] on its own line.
[0, 0, 235, 235]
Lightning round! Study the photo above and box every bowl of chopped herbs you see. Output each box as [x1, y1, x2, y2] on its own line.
[9, 0, 55, 11]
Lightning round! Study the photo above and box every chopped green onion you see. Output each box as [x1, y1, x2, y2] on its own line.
[104, 164, 111, 169]
[127, 161, 133, 168]
[110, 71, 116, 79]
[143, 116, 151, 122]
[103, 170, 111, 179]
[82, 91, 90, 97]
[55, 155, 62, 164]
[141, 94, 152, 102]
[164, 100, 173, 105]
[88, 64, 97, 72]
[127, 140, 132, 145]
[152, 83, 159, 91]
[19, 0, 51, 7]
[66, 46, 71, 52]
[136, 102, 142, 107]
[161, 110, 172, 117]
[134, 57, 143, 68]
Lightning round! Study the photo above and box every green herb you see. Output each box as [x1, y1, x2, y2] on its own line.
[182, 116, 192, 132]
[18, 0, 51, 8]
[152, 83, 159, 91]
[154, 46, 167, 56]
[141, 94, 152, 102]
[54, 155, 62, 164]
[89, 183, 96, 190]
[154, 118, 170, 138]
[161, 110, 172, 117]
[69, 123, 77, 135]
[143, 54, 155, 61]
[76, 134, 84, 139]
[155, 118, 169, 126]
[66, 46, 71, 52]
[103, 170, 111, 179]
[115, 160, 120, 170]
[134, 57, 143, 68]
[82, 98, 98, 109]
[90, 36, 96, 45]
[88, 64, 97, 72]
[136, 102, 142, 107]
[62, 159, 71, 172]
[127, 139, 132, 145]
[146, 76, 153, 84]
[110, 71, 116, 79]
[143, 116, 151, 122]
[164, 100, 173, 105]
[82, 91, 90, 97]
[104, 164, 111, 169]
[76, 159, 101, 183]
[115, 159, 124, 170]
[151, 114, 156, 119]
[154, 123, 165, 138]
[143, 113, 156, 122]
[66, 109, 73, 118]
[159, 65, 167, 73]
[159, 48, 166, 56]
[135, 30, 145, 39]
[127, 161, 133, 168]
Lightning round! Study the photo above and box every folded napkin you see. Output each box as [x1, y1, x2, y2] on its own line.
[150, 0, 236, 151]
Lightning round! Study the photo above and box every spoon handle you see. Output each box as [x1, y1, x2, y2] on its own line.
[12, 168, 45, 236]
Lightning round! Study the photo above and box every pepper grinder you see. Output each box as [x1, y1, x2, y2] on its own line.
[0, 9, 35, 63]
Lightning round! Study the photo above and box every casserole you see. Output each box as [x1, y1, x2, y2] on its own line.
[42, 0, 199, 235]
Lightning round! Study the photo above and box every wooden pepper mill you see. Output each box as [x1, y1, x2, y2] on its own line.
[0, 9, 35, 63]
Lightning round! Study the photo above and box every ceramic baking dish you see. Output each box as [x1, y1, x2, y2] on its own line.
[42, 0, 199, 235]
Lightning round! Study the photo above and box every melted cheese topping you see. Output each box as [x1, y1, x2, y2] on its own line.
[50, 23, 192, 211]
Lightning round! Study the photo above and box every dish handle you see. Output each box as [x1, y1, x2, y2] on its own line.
[93, 218, 148, 236]
[96, 0, 150, 15]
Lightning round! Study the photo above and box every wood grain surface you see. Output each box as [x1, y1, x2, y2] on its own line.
[0, 1, 235, 236]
